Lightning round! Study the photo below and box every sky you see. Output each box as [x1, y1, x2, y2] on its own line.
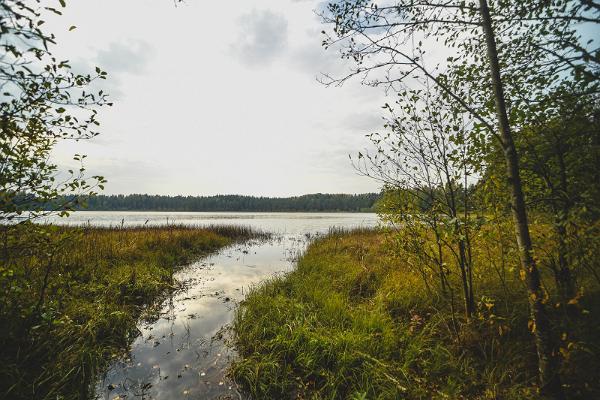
[45, 0, 387, 196]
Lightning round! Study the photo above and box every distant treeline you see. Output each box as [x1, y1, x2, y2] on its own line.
[77, 193, 380, 212]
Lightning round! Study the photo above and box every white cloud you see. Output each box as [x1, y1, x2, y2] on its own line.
[231, 10, 288, 67]
[96, 41, 152, 75]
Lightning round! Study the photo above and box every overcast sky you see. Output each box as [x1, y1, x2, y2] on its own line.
[46, 0, 386, 196]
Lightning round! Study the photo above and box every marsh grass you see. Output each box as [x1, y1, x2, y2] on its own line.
[0, 223, 264, 399]
[232, 224, 600, 399]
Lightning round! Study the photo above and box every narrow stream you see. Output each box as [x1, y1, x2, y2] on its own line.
[95, 234, 306, 399]
[46, 212, 378, 400]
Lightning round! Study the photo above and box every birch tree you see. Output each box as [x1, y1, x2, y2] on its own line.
[320, 1, 599, 397]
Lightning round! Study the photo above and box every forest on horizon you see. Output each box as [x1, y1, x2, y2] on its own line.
[73, 193, 380, 212]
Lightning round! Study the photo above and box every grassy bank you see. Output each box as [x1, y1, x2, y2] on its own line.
[232, 226, 600, 399]
[0, 223, 262, 399]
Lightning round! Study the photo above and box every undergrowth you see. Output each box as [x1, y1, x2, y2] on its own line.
[232, 226, 600, 399]
[0, 223, 262, 399]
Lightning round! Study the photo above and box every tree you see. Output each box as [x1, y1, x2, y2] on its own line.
[1, 0, 109, 227]
[356, 84, 478, 319]
[0, 0, 110, 387]
[487, 88, 600, 299]
[320, 1, 599, 397]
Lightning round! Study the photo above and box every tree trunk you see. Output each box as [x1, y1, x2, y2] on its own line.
[555, 218, 574, 300]
[457, 235, 474, 318]
[555, 142, 575, 299]
[477, 1, 563, 398]
[433, 226, 447, 295]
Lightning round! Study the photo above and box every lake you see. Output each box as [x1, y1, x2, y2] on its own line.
[45, 211, 378, 234]
[50, 212, 378, 399]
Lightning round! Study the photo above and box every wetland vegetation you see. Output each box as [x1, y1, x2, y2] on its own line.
[232, 224, 600, 399]
[1, 1, 600, 399]
[0, 224, 261, 399]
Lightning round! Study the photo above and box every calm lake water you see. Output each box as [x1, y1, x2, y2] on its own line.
[45, 211, 378, 234]
[50, 212, 379, 399]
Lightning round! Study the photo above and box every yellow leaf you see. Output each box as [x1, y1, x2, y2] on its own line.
[530, 293, 537, 301]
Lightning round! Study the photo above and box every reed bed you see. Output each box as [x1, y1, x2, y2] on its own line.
[0, 223, 264, 399]
[232, 225, 600, 399]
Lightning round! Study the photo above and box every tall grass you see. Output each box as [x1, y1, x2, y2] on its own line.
[232, 224, 600, 399]
[0, 223, 263, 400]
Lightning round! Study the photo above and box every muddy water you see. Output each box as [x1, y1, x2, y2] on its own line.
[85, 213, 378, 399]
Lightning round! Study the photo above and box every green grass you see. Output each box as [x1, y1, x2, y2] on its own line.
[231, 226, 600, 399]
[0, 223, 263, 400]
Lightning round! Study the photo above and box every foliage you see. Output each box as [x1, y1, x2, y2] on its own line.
[481, 93, 600, 298]
[0, 0, 110, 223]
[320, 0, 599, 128]
[319, 1, 599, 395]
[0, 224, 259, 399]
[356, 85, 480, 317]
[232, 227, 600, 399]
[75, 193, 380, 212]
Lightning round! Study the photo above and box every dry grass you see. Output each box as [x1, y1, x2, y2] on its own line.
[0, 223, 262, 400]
[232, 223, 600, 399]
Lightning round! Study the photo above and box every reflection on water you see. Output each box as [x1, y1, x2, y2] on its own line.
[77, 212, 378, 399]
[95, 236, 303, 399]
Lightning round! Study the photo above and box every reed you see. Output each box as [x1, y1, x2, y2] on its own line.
[0, 223, 263, 399]
[232, 224, 600, 399]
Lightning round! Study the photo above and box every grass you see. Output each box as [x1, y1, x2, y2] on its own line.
[0, 223, 264, 400]
[231, 224, 600, 399]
